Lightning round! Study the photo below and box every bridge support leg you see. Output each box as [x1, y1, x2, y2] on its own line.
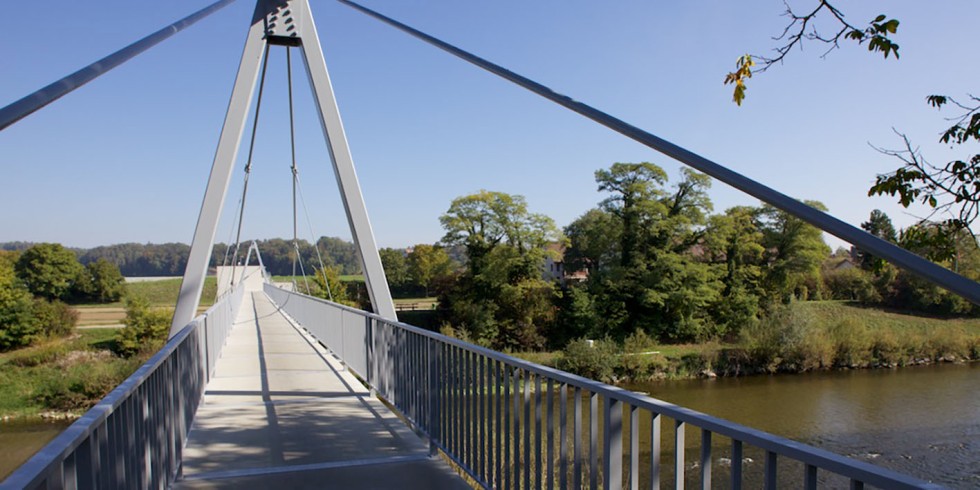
[170, 1, 270, 337]
[172, 0, 397, 337]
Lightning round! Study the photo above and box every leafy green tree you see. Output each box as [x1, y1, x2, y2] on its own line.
[703, 206, 766, 335]
[0, 260, 38, 350]
[15, 243, 85, 301]
[115, 296, 171, 357]
[311, 266, 353, 306]
[78, 258, 125, 303]
[757, 202, 832, 301]
[564, 208, 620, 276]
[438, 191, 559, 349]
[379, 248, 409, 290]
[407, 244, 454, 296]
[592, 163, 720, 340]
[856, 209, 897, 272]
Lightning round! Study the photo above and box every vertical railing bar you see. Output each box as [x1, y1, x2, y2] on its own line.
[700, 430, 711, 490]
[495, 361, 503, 489]
[630, 405, 639, 490]
[731, 439, 742, 490]
[559, 383, 568, 490]
[467, 349, 475, 473]
[574, 387, 582, 490]
[804, 464, 817, 490]
[428, 339, 439, 456]
[504, 365, 512, 490]
[590, 392, 598, 490]
[481, 352, 487, 484]
[547, 378, 555, 490]
[675, 420, 685, 490]
[604, 398, 624, 490]
[514, 367, 522, 489]
[535, 375, 542, 490]
[651, 412, 661, 490]
[524, 371, 532, 490]
[764, 451, 777, 490]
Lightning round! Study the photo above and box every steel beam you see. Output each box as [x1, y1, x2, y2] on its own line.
[294, 0, 397, 319]
[170, 1, 273, 336]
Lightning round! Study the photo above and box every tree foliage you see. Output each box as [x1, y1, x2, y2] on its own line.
[15, 243, 85, 301]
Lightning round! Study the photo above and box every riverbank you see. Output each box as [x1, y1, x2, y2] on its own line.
[0, 328, 146, 420]
[513, 301, 980, 383]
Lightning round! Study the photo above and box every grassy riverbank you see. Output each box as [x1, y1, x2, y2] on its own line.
[512, 301, 980, 383]
[0, 328, 145, 419]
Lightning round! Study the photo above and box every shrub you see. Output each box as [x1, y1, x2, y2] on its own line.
[34, 359, 141, 411]
[827, 317, 871, 367]
[115, 296, 171, 357]
[556, 338, 619, 383]
[619, 329, 667, 380]
[32, 299, 78, 338]
[0, 271, 39, 350]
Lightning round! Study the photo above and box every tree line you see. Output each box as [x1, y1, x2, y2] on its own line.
[426, 162, 979, 352]
[1, 237, 364, 277]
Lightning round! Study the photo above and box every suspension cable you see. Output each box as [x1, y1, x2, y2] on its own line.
[230, 44, 272, 286]
[287, 47, 302, 291]
[295, 173, 333, 300]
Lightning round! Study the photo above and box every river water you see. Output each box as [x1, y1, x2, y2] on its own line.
[625, 362, 979, 488]
[1, 364, 977, 486]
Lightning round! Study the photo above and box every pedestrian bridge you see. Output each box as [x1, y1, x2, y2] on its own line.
[0, 0, 967, 488]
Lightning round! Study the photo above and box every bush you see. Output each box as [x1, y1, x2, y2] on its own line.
[115, 296, 171, 357]
[32, 299, 78, 338]
[823, 267, 880, 302]
[740, 303, 814, 372]
[0, 272, 39, 351]
[34, 359, 141, 411]
[556, 338, 619, 383]
[827, 318, 872, 367]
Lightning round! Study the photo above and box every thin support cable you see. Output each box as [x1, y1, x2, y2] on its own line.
[338, 0, 980, 306]
[0, 0, 236, 131]
[231, 44, 272, 286]
[287, 47, 301, 289]
[295, 173, 334, 301]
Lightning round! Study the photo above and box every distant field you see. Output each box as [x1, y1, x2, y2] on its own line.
[73, 277, 216, 327]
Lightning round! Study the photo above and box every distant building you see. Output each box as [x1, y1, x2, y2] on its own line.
[542, 243, 588, 286]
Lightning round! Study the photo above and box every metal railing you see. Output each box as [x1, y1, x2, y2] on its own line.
[265, 284, 942, 490]
[1, 284, 244, 490]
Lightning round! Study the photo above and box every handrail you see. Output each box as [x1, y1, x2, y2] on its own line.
[1, 282, 245, 490]
[0, 0, 236, 131]
[266, 285, 943, 489]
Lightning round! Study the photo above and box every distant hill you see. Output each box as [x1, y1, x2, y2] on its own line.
[0, 238, 363, 277]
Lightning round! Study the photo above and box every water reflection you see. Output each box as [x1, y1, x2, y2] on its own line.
[626, 363, 980, 488]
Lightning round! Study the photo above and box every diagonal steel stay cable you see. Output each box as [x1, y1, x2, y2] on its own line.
[337, 0, 980, 305]
[0, 0, 237, 131]
[294, 173, 334, 301]
[231, 44, 272, 287]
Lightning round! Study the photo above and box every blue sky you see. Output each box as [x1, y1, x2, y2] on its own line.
[1, 1, 978, 251]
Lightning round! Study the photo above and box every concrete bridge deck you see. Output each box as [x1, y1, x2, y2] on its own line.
[175, 292, 468, 489]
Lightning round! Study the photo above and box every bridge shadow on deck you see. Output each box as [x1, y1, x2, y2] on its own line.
[175, 292, 467, 489]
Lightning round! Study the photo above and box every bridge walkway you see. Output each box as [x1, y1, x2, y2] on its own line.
[174, 291, 468, 489]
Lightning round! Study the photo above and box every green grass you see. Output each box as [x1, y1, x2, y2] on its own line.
[799, 300, 980, 333]
[123, 277, 216, 306]
[271, 274, 364, 283]
[0, 329, 143, 418]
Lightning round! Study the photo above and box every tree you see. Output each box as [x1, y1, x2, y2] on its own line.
[564, 208, 620, 276]
[856, 209, 897, 272]
[725, 2, 900, 105]
[79, 258, 125, 303]
[757, 201, 832, 301]
[729, 3, 978, 255]
[15, 243, 85, 301]
[703, 206, 766, 334]
[115, 295, 171, 357]
[379, 248, 409, 290]
[407, 244, 454, 296]
[311, 265, 352, 306]
[438, 191, 560, 349]
[0, 259, 38, 350]
[868, 97, 980, 244]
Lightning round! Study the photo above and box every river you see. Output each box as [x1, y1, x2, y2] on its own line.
[1, 364, 977, 486]
[625, 362, 979, 488]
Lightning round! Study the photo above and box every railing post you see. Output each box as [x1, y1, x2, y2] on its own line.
[428, 338, 440, 456]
